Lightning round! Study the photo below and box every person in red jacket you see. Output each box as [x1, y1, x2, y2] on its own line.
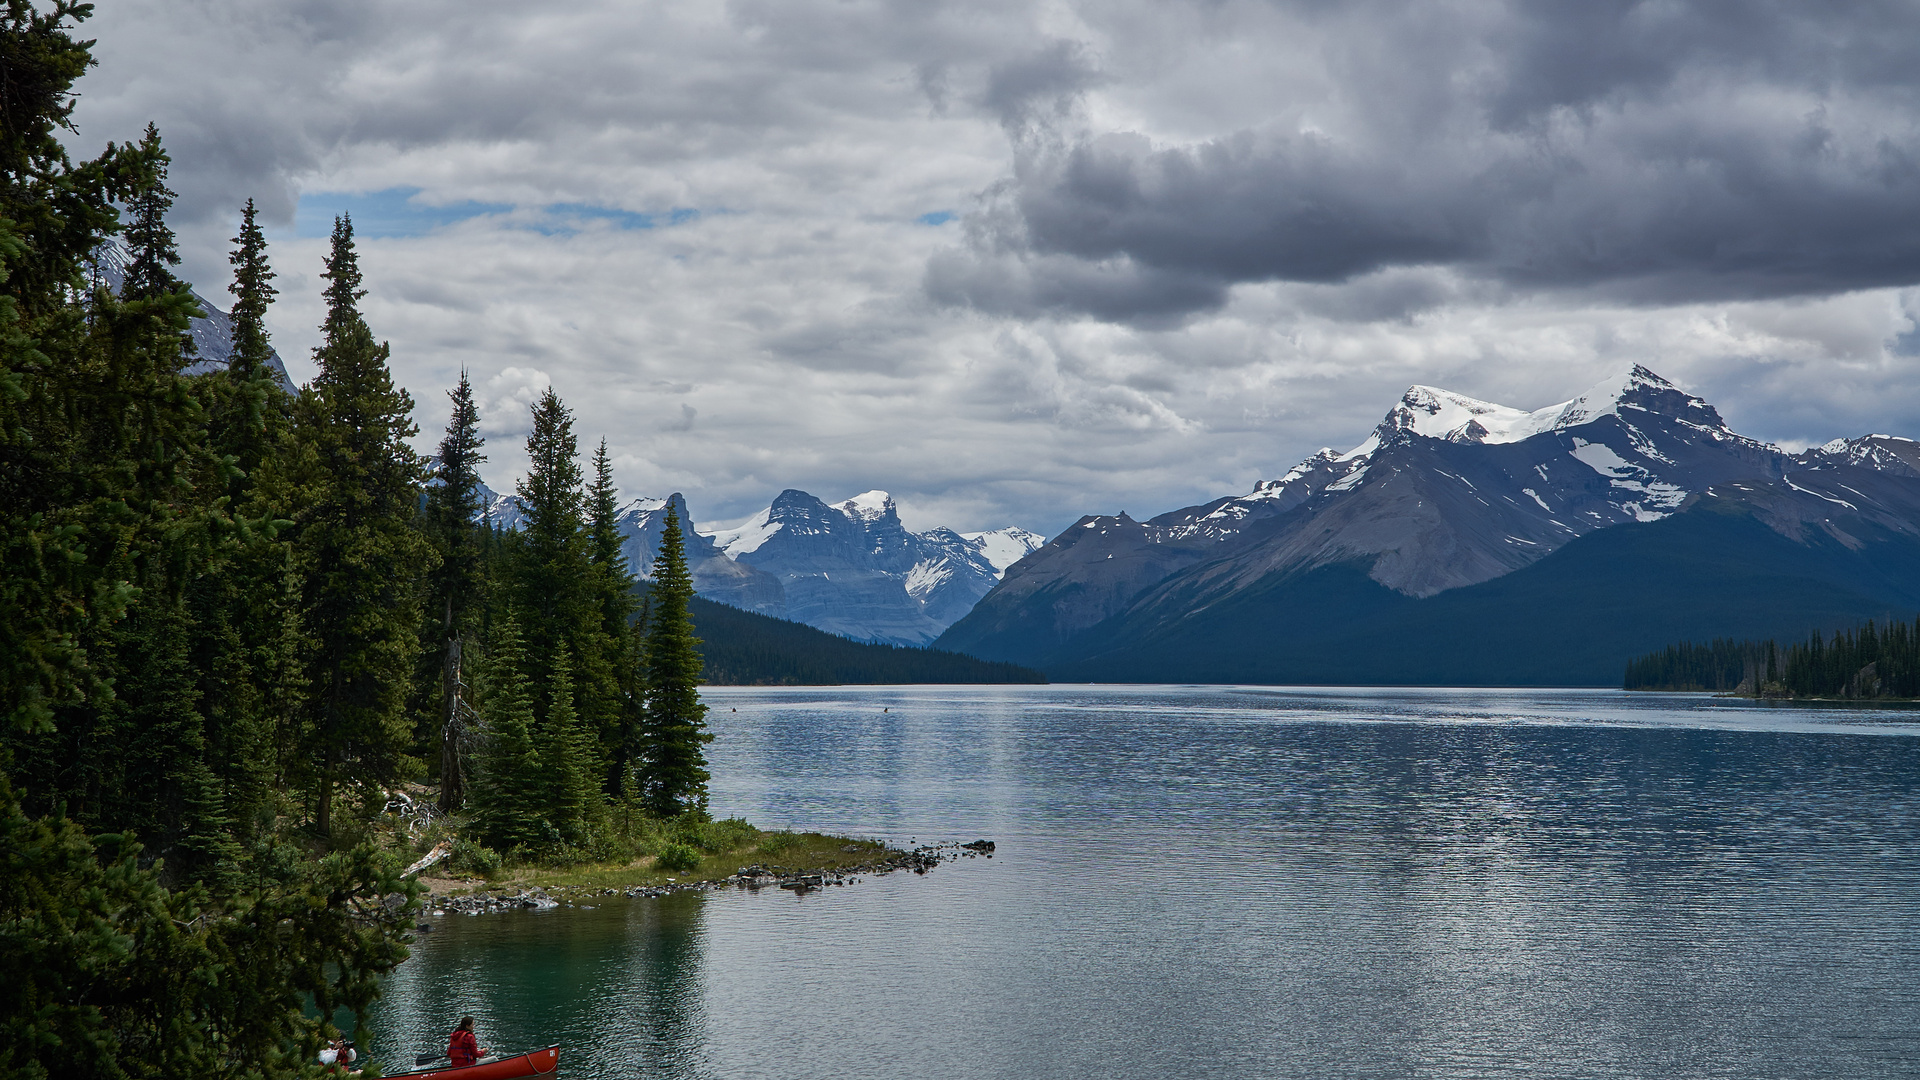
[447, 1016, 490, 1068]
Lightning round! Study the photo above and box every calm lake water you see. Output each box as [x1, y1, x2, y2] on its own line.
[365, 686, 1920, 1079]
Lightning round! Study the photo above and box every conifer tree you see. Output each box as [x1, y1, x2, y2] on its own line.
[640, 504, 712, 815]
[227, 198, 276, 378]
[422, 372, 488, 810]
[506, 387, 617, 776]
[171, 199, 301, 857]
[0, 10, 422, 1077]
[586, 439, 643, 795]
[511, 387, 589, 694]
[586, 439, 627, 577]
[293, 214, 435, 837]
[470, 616, 546, 853]
[536, 651, 594, 844]
[119, 124, 182, 303]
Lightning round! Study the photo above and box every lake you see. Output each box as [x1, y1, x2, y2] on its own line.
[365, 686, 1920, 1079]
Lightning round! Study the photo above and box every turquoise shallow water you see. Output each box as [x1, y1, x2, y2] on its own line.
[365, 686, 1920, 1079]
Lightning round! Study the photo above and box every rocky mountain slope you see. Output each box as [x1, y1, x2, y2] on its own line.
[474, 480, 1042, 646]
[707, 489, 1042, 645]
[91, 241, 295, 391]
[937, 366, 1920, 684]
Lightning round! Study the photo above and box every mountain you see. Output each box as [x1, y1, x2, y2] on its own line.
[937, 366, 1920, 685]
[707, 489, 1044, 645]
[470, 477, 1042, 645]
[686, 594, 1044, 685]
[614, 494, 786, 614]
[90, 241, 296, 392]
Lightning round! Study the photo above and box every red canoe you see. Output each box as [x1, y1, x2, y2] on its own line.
[386, 1046, 560, 1079]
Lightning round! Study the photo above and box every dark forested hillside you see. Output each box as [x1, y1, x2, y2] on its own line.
[689, 596, 1045, 685]
[1027, 501, 1920, 687]
[1626, 615, 1920, 698]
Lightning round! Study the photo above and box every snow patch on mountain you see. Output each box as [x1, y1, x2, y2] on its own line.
[904, 559, 954, 599]
[1391, 386, 1563, 445]
[1569, 439, 1635, 478]
[710, 509, 783, 557]
[837, 490, 895, 523]
[961, 527, 1047, 576]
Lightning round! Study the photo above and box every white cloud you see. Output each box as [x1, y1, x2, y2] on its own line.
[475, 367, 552, 441]
[63, 0, 1920, 539]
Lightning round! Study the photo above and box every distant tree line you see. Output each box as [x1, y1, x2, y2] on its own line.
[690, 596, 1046, 685]
[0, 6, 708, 1075]
[1624, 615, 1920, 699]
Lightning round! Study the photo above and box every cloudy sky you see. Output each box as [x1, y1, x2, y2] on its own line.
[66, 0, 1920, 536]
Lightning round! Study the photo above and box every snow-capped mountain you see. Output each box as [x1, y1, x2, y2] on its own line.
[613, 494, 786, 614]
[708, 489, 1044, 645]
[938, 365, 1920, 681]
[466, 477, 1041, 645]
[89, 241, 295, 391]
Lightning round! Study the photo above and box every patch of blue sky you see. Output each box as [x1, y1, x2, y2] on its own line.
[917, 210, 956, 226]
[529, 204, 701, 236]
[293, 187, 707, 239]
[294, 187, 511, 239]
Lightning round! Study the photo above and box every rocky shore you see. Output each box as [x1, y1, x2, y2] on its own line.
[419, 839, 995, 919]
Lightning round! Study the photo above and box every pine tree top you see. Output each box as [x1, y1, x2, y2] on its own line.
[321, 214, 366, 333]
[587, 438, 628, 575]
[517, 387, 585, 542]
[429, 370, 487, 517]
[120, 123, 183, 304]
[227, 198, 277, 377]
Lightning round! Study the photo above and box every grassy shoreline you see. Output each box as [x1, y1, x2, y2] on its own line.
[414, 829, 901, 902]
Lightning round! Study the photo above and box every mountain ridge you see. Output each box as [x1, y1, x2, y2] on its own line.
[473, 479, 1041, 646]
[938, 366, 1920, 683]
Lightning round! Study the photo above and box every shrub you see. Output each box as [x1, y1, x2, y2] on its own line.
[755, 831, 800, 857]
[655, 842, 700, 873]
[448, 840, 501, 877]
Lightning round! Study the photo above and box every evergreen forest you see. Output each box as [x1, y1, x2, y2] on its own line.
[689, 595, 1044, 685]
[1624, 615, 1920, 698]
[0, 6, 715, 1075]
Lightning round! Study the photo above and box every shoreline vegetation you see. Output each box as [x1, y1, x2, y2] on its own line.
[369, 784, 982, 913]
[413, 832, 994, 915]
[1624, 614, 1920, 701]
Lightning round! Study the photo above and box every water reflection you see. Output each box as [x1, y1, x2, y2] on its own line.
[367, 892, 709, 1077]
[364, 687, 1920, 1079]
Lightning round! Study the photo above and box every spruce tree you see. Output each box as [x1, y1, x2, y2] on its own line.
[511, 387, 588, 693]
[586, 439, 628, 577]
[470, 616, 546, 853]
[640, 504, 712, 816]
[226, 197, 276, 378]
[421, 371, 488, 811]
[535, 650, 594, 844]
[505, 387, 616, 779]
[0, 10, 422, 1078]
[586, 439, 642, 795]
[175, 199, 300, 858]
[293, 214, 435, 838]
[119, 124, 182, 303]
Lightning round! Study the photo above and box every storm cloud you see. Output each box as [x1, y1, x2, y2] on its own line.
[937, 0, 1920, 322]
[60, 0, 1920, 538]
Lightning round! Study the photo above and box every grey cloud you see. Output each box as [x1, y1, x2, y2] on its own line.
[938, 0, 1920, 324]
[981, 40, 1103, 135]
[60, 0, 1920, 538]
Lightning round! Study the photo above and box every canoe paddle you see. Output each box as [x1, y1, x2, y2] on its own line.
[413, 1051, 447, 1066]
